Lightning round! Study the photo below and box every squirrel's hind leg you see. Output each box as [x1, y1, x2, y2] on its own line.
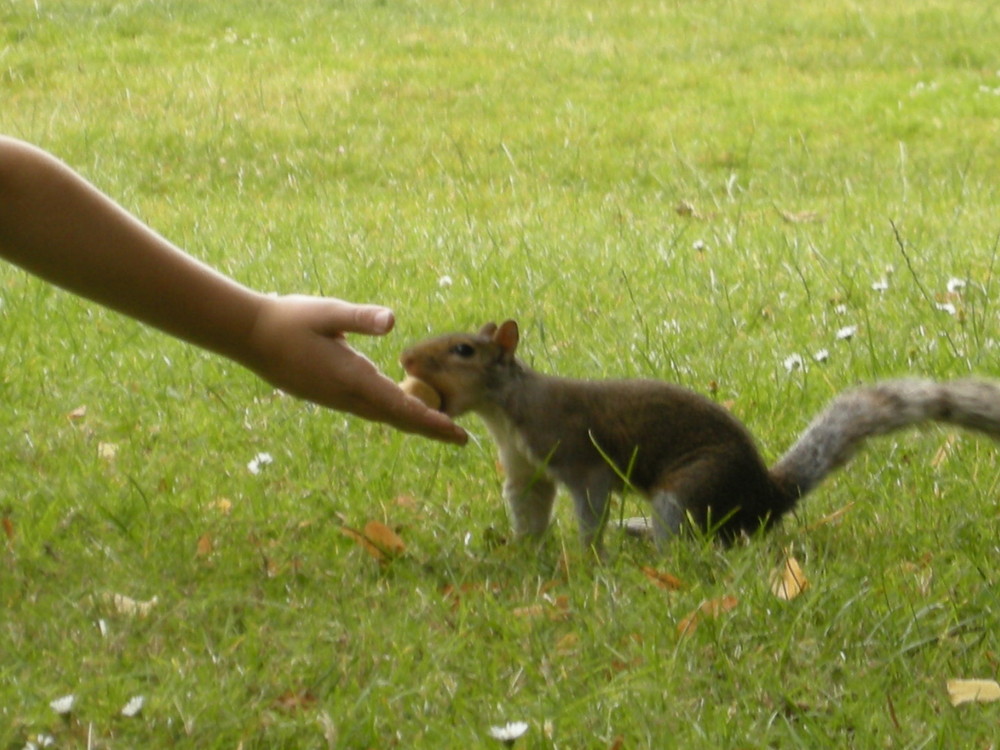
[649, 490, 687, 548]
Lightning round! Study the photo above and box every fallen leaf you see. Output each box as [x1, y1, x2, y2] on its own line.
[262, 554, 280, 578]
[274, 690, 318, 713]
[675, 201, 703, 219]
[364, 520, 405, 557]
[340, 520, 406, 563]
[512, 603, 546, 619]
[770, 555, 809, 601]
[394, 494, 419, 511]
[513, 595, 570, 622]
[2, 515, 13, 542]
[196, 533, 213, 557]
[806, 501, 856, 531]
[555, 632, 580, 655]
[606, 656, 644, 677]
[641, 565, 685, 591]
[102, 592, 159, 618]
[67, 405, 87, 420]
[931, 434, 958, 468]
[946, 678, 1000, 706]
[677, 595, 739, 637]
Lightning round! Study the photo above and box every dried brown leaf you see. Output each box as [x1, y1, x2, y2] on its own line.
[677, 595, 738, 637]
[512, 595, 570, 622]
[675, 201, 703, 219]
[273, 690, 318, 713]
[931, 433, 958, 468]
[394, 494, 419, 511]
[946, 678, 1000, 706]
[555, 632, 580, 655]
[196, 533, 213, 557]
[806, 501, 856, 531]
[641, 565, 685, 591]
[364, 520, 405, 558]
[770, 555, 809, 601]
[340, 520, 406, 563]
[102, 592, 159, 618]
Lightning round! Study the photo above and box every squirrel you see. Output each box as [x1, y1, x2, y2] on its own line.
[400, 319, 1000, 554]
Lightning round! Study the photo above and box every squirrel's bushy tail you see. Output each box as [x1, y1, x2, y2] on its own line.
[769, 379, 1000, 502]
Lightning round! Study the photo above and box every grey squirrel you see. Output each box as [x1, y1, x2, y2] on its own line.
[400, 320, 1000, 553]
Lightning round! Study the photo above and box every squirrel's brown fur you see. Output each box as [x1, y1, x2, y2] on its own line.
[402, 320, 1000, 553]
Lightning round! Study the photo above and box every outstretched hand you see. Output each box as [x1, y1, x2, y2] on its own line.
[246, 295, 468, 445]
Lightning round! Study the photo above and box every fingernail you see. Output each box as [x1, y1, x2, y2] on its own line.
[373, 309, 394, 333]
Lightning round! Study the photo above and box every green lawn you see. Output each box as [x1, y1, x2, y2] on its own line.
[2, 0, 998, 746]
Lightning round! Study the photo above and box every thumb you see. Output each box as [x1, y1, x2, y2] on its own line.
[311, 298, 395, 337]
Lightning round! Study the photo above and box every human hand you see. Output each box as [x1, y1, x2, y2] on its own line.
[245, 294, 468, 445]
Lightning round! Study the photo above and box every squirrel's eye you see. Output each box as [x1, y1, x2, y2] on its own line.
[450, 343, 476, 358]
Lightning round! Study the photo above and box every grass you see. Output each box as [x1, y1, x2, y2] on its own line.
[2, 0, 999, 746]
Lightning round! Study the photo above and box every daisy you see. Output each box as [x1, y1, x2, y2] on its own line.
[783, 354, 804, 373]
[247, 452, 274, 475]
[488, 721, 529, 745]
[121, 695, 146, 717]
[49, 694, 76, 715]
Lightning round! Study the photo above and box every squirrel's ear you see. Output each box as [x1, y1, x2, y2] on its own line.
[478, 322, 498, 338]
[495, 320, 519, 357]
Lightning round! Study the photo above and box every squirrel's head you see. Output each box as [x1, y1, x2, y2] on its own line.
[401, 320, 520, 416]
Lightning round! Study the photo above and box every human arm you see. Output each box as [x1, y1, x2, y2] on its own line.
[0, 135, 467, 444]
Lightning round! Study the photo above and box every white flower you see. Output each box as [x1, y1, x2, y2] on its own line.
[49, 694, 76, 715]
[438, 275, 453, 288]
[813, 349, 830, 363]
[783, 354, 804, 373]
[946, 277, 966, 293]
[872, 279, 889, 292]
[692, 239, 707, 252]
[935, 302, 957, 315]
[834, 304, 848, 315]
[247, 452, 274, 475]
[835, 325, 857, 341]
[488, 721, 529, 743]
[121, 695, 145, 717]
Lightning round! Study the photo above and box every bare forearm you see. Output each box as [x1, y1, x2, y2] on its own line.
[0, 136, 263, 366]
[0, 136, 468, 444]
